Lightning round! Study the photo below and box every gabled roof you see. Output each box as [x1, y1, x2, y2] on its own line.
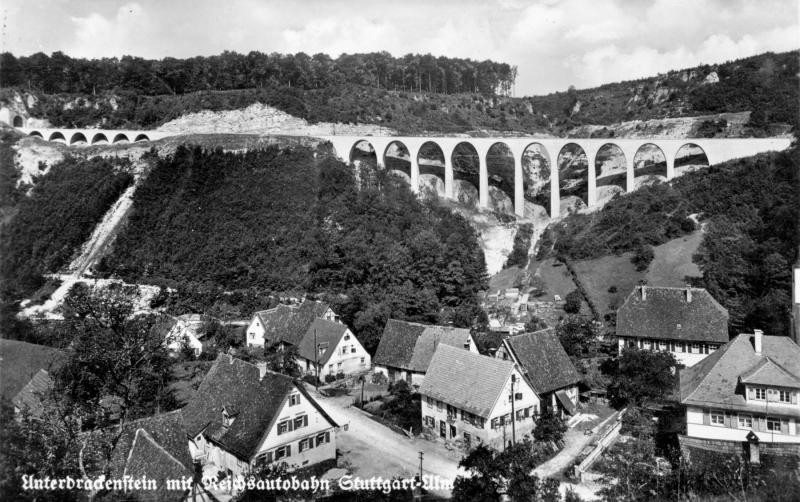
[617, 286, 728, 343]
[12, 369, 53, 416]
[283, 300, 331, 346]
[0, 339, 64, 400]
[739, 357, 800, 388]
[297, 318, 349, 365]
[419, 344, 518, 418]
[80, 410, 192, 501]
[373, 319, 473, 373]
[181, 354, 336, 461]
[503, 328, 581, 394]
[680, 333, 800, 415]
[254, 304, 298, 342]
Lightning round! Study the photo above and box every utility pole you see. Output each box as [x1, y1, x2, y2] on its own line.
[418, 451, 424, 481]
[510, 374, 517, 445]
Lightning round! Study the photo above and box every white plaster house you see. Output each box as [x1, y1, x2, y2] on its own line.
[680, 330, 800, 444]
[246, 300, 338, 349]
[296, 318, 371, 379]
[182, 354, 338, 477]
[617, 286, 729, 367]
[419, 344, 540, 450]
[372, 319, 478, 387]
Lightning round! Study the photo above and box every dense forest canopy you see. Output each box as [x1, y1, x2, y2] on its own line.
[541, 142, 800, 337]
[1, 50, 796, 135]
[0, 133, 133, 302]
[98, 146, 488, 352]
[0, 51, 517, 96]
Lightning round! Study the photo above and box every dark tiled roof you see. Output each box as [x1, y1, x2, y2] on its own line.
[617, 286, 728, 343]
[12, 369, 53, 416]
[419, 344, 515, 418]
[80, 410, 192, 501]
[282, 300, 331, 346]
[680, 334, 800, 416]
[373, 319, 473, 373]
[504, 328, 581, 394]
[739, 357, 800, 388]
[255, 304, 298, 344]
[0, 339, 64, 400]
[181, 354, 336, 461]
[297, 318, 348, 365]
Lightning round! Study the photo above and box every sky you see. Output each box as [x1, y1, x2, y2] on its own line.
[2, 0, 798, 96]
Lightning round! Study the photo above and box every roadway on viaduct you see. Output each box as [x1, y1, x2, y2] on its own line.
[15, 126, 791, 218]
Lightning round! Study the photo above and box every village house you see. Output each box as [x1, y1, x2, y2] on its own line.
[419, 344, 540, 450]
[679, 330, 800, 450]
[164, 313, 208, 356]
[246, 299, 338, 349]
[182, 354, 338, 477]
[495, 328, 582, 417]
[372, 319, 478, 386]
[296, 318, 371, 380]
[78, 410, 193, 502]
[616, 285, 729, 367]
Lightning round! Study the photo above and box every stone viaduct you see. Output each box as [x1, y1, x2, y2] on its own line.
[13, 125, 792, 219]
[321, 136, 791, 217]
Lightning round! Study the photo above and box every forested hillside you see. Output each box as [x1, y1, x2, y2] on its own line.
[99, 146, 487, 352]
[0, 137, 133, 301]
[2, 50, 796, 135]
[540, 142, 799, 337]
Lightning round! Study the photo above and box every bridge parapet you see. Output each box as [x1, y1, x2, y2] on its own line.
[18, 127, 171, 145]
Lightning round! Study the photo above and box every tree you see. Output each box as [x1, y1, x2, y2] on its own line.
[533, 409, 567, 443]
[53, 283, 178, 423]
[264, 343, 301, 377]
[607, 348, 677, 407]
[563, 290, 583, 314]
[556, 315, 598, 358]
[631, 244, 654, 271]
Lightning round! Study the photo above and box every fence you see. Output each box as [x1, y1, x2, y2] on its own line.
[573, 408, 627, 481]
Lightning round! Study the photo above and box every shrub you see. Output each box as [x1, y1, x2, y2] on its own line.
[564, 290, 582, 314]
[631, 244, 655, 271]
[324, 374, 336, 384]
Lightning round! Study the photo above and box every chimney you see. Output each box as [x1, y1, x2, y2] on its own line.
[686, 287, 692, 303]
[753, 329, 763, 354]
[256, 362, 268, 380]
[640, 285, 647, 301]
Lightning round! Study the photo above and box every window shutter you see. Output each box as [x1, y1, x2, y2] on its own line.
[304, 415, 309, 427]
[792, 392, 798, 405]
[325, 431, 330, 443]
[757, 417, 765, 432]
[288, 420, 294, 432]
[286, 444, 291, 456]
[781, 420, 789, 435]
[702, 409, 710, 425]
[747, 387, 753, 400]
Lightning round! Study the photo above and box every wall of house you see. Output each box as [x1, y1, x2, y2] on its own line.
[373, 365, 425, 387]
[252, 386, 336, 470]
[420, 368, 540, 450]
[618, 336, 718, 367]
[246, 316, 266, 348]
[310, 330, 371, 378]
[686, 405, 800, 443]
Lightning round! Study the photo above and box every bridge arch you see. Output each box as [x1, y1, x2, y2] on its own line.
[451, 142, 480, 208]
[674, 143, 709, 176]
[557, 143, 589, 212]
[382, 141, 411, 180]
[69, 132, 88, 145]
[521, 142, 552, 216]
[49, 131, 66, 143]
[486, 142, 515, 214]
[134, 133, 150, 142]
[595, 143, 627, 205]
[417, 141, 446, 197]
[12, 116, 24, 127]
[633, 143, 667, 189]
[28, 131, 43, 139]
[91, 133, 109, 145]
[112, 133, 130, 144]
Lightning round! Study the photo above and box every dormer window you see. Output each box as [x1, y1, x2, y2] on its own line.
[344, 334, 350, 341]
[222, 407, 236, 427]
[753, 387, 766, 400]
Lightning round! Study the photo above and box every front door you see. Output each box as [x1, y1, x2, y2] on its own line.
[439, 420, 446, 438]
[450, 425, 456, 438]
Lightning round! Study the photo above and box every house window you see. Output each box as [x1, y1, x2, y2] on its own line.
[463, 432, 471, 444]
[289, 394, 301, 406]
[679, 342, 686, 353]
[658, 341, 667, 351]
[710, 412, 725, 426]
[277, 420, 291, 435]
[642, 340, 651, 350]
[424, 416, 435, 428]
[426, 396, 433, 409]
[754, 388, 767, 400]
[351, 347, 356, 353]
[703, 344, 709, 354]
[515, 392, 523, 401]
[315, 431, 330, 446]
[275, 445, 291, 460]
[328, 364, 333, 371]
[692, 343, 701, 354]
[778, 391, 792, 403]
[516, 409, 524, 421]
[344, 334, 350, 340]
[738, 415, 753, 429]
[436, 400, 443, 412]
[766, 417, 781, 432]
[293, 415, 308, 430]
[337, 362, 342, 369]
[360, 357, 365, 365]
[298, 438, 314, 452]
[255, 451, 273, 464]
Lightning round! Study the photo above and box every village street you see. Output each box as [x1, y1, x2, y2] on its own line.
[305, 385, 464, 497]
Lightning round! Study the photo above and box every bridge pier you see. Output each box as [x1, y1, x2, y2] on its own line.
[514, 153, 524, 217]
[584, 144, 599, 207]
[478, 146, 489, 209]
